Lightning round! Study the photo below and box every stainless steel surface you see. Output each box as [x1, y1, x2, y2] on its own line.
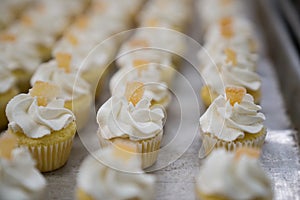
[44, 1, 300, 199]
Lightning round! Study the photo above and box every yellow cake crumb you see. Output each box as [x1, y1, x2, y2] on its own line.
[225, 86, 246, 105]
[220, 17, 234, 39]
[125, 82, 145, 106]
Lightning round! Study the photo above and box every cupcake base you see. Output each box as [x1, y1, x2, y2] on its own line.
[0, 87, 18, 130]
[13, 69, 32, 93]
[200, 128, 267, 156]
[98, 131, 163, 169]
[8, 122, 76, 172]
[201, 85, 261, 107]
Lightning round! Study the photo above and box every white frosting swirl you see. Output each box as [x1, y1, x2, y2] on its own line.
[110, 65, 171, 105]
[6, 93, 75, 139]
[77, 147, 155, 200]
[30, 60, 91, 101]
[200, 94, 265, 141]
[201, 61, 261, 95]
[97, 96, 165, 141]
[0, 148, 46, 200]
[196, 149, 273, 200]
[0, 61, 16, 93]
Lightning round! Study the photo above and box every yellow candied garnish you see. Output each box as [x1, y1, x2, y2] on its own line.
[75, 16, 89, 29]
[129, 39, 149, 48]
[145, 18, 159, 27]
[21, 15, 33, 26]
[112, 139, 137, 161]
[0, 33, 16, 42]
[234, 147, 261, 161]
[225, 48, 237, 66]
[0, 133, 18, 160]
[55, 53, 72, 73]
[125, 82, 145, 106]
[225, 86, 246, 106]
[66, 33, 78, 46]
[30, 81, 60, 106]
[219, 17, 234, 39]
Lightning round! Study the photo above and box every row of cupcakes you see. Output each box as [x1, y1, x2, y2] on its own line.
[195, 0, 272, 199]
[0, 0, 89, 130]
[76, 1, 194, 199]
[2, 0, 146, 176]
[30, 0, 147, 131]
[96, 0, 192, 171]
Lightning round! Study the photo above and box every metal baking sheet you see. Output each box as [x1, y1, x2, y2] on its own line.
[44, 0, 300, 199]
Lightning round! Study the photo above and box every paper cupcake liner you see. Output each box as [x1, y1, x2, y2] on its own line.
[23, 136, 75, 172]
[98, 131, 163, 169]
[200, 129, 267, 156]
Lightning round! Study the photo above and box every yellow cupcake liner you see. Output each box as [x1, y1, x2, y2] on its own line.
[98, 131, 163, 169]
[25, 135, 74, 172]
[200, 128, 267, 156]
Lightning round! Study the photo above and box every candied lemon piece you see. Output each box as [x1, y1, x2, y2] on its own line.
[219, 17, 233, 27]
[56, 53, 72, 73]
[225, 86, 246, 105]
[113, 139, 137, 161]
[75, 16, 89, 29]
[125, 82, 145, 106]
[225, 48, 237, 66]
[129, 39, 149, 48]
[0, 33, 16, 42]
[133, 59, 150, 68]
[21, 15, 33, 26]
[146, 18, 159, 27]
[66, 33, 78, 46]
[30, 81, 60, 106]
[234, 147, 260, 161]
[0, 133, 18, 160]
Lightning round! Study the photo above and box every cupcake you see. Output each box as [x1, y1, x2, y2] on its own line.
[204, 17, 259, 53]
[97, 87, 165, 169]
[200, 48, 261, 107]
[110, 61, 172, 108]
[30, 58, 92, 131]
[6, 81, 76, 172]
[0, 32, 44, 92]
[200, 87, 266, 154]
[198, 0, 246, 30]
[0, 133, 47, 200]
[0, 64, 19, 130]
[76, 146, 155, 200]
[195, 148, 273, 200]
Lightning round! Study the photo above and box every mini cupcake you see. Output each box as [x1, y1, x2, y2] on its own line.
[110, 61, 172, 108]
[0, 133, 47, 200]
[6, 81, 76, 172]
[97, 87, 165, 169]
[0, 64, 19, 130]
[204, 17, 259, 53]
[195, 148, 273, 200]
[30, 58, 92, 131]
[76, 146, 155, 200]
[200, 48, 261, 107]
[200, 87, 266, 154]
